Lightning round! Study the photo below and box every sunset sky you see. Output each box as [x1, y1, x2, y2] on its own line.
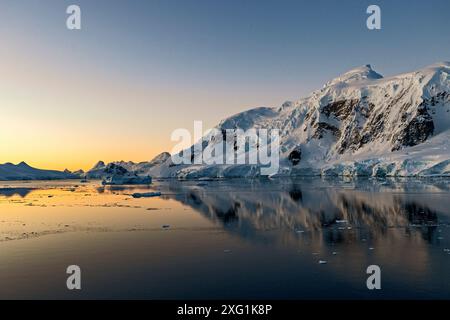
[1, 0, 449, 171]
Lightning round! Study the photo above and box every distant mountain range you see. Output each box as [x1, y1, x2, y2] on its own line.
[0, 162, 79, 181]
[3, 62, 450, 180]
[84, 153, 171, 179]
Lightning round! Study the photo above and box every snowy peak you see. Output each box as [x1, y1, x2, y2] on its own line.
[418, 62, 450, 99]
[325, 64, 383, 87]
[149, 152, 171, 166]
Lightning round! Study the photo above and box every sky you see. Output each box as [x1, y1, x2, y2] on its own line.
[1, 0, 449, 171]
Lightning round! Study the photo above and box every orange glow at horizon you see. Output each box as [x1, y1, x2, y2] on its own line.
[0, 19, 292, 173]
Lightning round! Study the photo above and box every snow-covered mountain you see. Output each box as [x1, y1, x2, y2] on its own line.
[91, 62, 450, 178]
[85, 153, 171, 179]
[0, 162, 79, 181]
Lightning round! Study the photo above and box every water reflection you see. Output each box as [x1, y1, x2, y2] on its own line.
[0, 187, 35, 198]
[1, 178, 449, 299]
[158, 178, 450, 247]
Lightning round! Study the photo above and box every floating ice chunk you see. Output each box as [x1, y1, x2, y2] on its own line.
[132, 192, 162, 198]
[336, 220, 348, 223]
[332, 252, 338, 255]
[198, 177, 216, 181]
[318, 260, 328, 264]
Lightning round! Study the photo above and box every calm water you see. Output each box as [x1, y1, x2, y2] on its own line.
[0, 178, 449, 299]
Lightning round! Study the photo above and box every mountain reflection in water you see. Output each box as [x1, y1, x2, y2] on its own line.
[1, 177, 449, 299]
[161, 178, 449, 245]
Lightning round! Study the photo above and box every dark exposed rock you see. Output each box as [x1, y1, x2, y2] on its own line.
[392, 118, 434, 151]
[104, 163, 129, 175]
[391, 106, 434, 151]
[354, 113, 385, 149]
[390, 92, 450, 151]
[313, 122, 341, 139]
[337, 125, 362, 154]
[307, 89, 446, 156]
[288, 147, 302, 166]
[359, 102, 374, 118]
[321, 99, 359, 120]
[421, 92, 450, 108]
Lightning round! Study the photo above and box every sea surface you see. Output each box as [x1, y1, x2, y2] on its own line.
[0, 178, 449, 299]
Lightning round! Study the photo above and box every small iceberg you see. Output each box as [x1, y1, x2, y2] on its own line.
[318, 260, 328, 264]
[132, 192, 161, 198]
